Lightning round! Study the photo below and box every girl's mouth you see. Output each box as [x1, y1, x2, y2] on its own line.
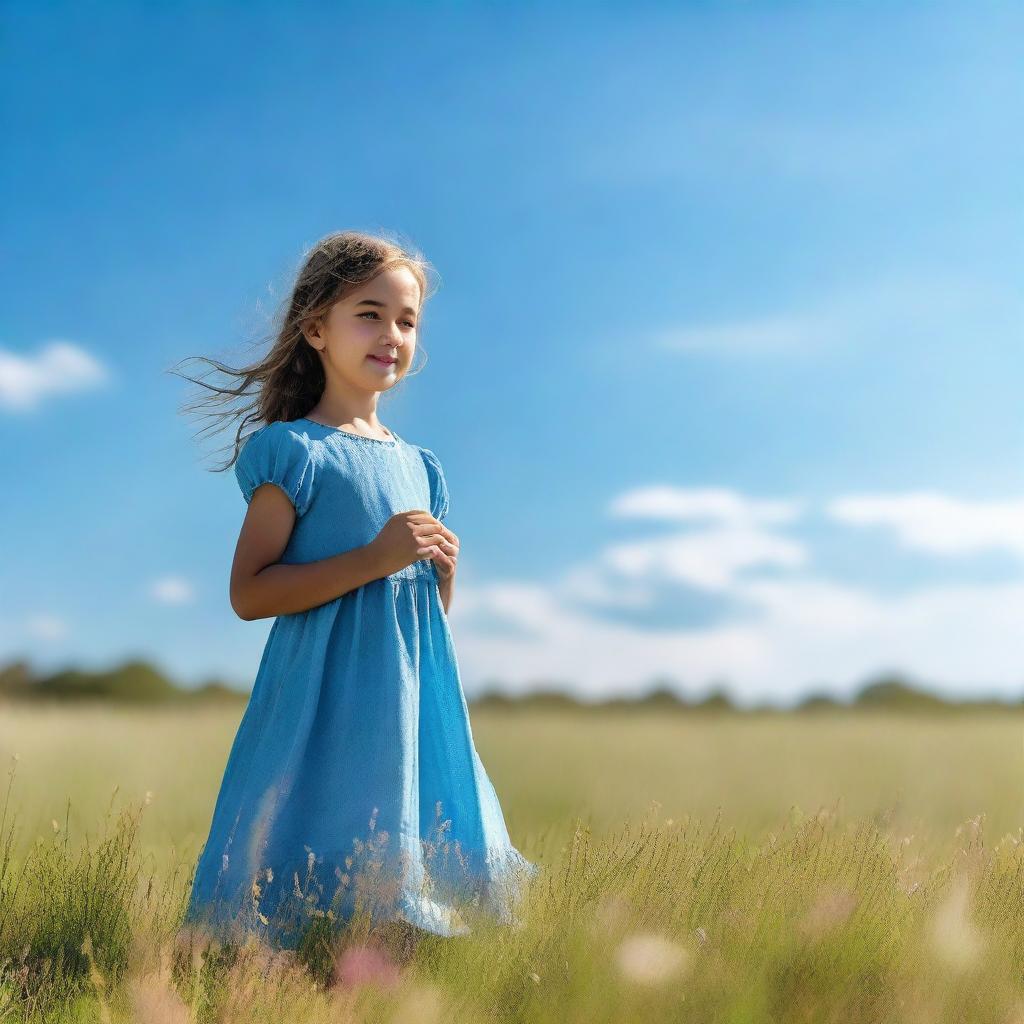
[368, 356, 396, 366]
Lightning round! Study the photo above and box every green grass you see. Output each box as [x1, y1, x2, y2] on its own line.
[2, 703, 1024, 1021]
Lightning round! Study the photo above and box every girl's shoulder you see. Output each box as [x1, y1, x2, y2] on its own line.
[237, 417, 309, 447]
[413, 443, 444, 476]
[236, 419, 314, 471]
[234, 419, 316, 516]
[249, 417, 309, 441]
[412, 444, 450, 523]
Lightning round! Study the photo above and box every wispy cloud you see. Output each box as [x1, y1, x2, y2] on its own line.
[652, 274, 1015, 357]
[610, 486, 802, 526]
[0, 341, 108, 412]
[828, 492, 1024, 559]
[24, 615, 69, 641]
[148, 576, 196, 605]
[601, 525, 807, 593]
[603, 486, 806, 592]
[654, 314, 826, 356]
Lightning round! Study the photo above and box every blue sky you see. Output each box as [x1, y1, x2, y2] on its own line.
[3, 2, 1023, 706]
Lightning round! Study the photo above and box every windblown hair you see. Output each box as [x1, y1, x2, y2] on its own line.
[169, 229, 437, 470]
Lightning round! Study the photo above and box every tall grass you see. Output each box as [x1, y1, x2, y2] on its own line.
[5, 705, 1024, 1021]
[4, 744, 1024, 1021]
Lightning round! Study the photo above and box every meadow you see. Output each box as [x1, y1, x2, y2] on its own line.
[3, 702, 1024, 1022]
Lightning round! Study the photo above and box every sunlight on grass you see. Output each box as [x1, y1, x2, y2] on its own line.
[2, 705, 1024, 1020]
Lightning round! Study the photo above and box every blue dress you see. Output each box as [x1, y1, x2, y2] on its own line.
[184, 417, 536, 948]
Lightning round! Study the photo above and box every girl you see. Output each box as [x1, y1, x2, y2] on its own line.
[174, 230, 537, 951]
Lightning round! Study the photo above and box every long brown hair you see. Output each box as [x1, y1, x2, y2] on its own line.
[168, 229, 437, 469]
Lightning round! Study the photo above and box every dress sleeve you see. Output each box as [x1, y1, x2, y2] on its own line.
[234, 423, 317, 517]
[418, 446, 450, 522]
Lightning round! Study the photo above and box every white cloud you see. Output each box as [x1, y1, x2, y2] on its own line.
[611, 486, 802, 526]
[556, 564, 656, 609]
[24, 615, 68, 641]
[602, 527, 806, 593]
[602, 486, 807, 592]
[448, 485, 1024, 706]
[0, 341, 108, 412]
[828, 492, 1024, 559]
[452, 573, 1024, 707]
[451, 577, 779, 697]
[149, 576, 196, 605]
[654, 313, 828, 356]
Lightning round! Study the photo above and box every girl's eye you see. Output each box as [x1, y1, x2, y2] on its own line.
[357, 311, 416, 328]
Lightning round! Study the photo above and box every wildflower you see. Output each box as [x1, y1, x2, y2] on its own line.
[928, 874, 985, 971]
[615, 932, 689, 986]
[591, 892, 632, 935]
[799, 885, 858, 939]
[126, 944, 190, 1024]
[332, 944, 402, 991]
[388, 981, 446, 1024]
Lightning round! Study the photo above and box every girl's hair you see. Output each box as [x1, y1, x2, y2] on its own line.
[168, 229, 437, 470]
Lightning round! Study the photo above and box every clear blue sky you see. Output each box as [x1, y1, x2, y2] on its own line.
[3, 2, 1023, 706]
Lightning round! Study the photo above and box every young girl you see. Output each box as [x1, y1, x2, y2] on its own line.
[176, 230, 537, 950]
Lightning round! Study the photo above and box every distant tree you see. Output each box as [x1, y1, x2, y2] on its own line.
[639, 677, 688, 709]
[797, 691, 845, 712]
[519, 686, 581, 711]
[470, 685, 517, 710]
[693, 684, 735, 713]
[32, 659, 179, 702]
[854, 673, 950, 712]
[190, 680, 248, 702]
[0, 657, 248, 704]
[0, 659, 33, 698]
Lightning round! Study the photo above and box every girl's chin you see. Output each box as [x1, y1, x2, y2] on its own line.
[362, 370, 402, 391]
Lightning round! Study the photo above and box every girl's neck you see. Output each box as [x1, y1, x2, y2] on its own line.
[305, 404, 384, 428]
[301, 407, 394, 441]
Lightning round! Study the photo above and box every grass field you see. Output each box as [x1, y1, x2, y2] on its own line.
[3, 703, 1024, 1021]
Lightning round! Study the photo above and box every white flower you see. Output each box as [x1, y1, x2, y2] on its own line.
[615, 932, 689, 986]
[928, 875, 985, 971]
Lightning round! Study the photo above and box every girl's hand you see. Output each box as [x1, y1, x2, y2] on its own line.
[370, 511, 458, 579]
[425, 524, 459, 583]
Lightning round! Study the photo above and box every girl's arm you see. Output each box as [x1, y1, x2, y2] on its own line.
[438, 575, 455, 615]
[428, 526, 459, 615]
[229, 486, 447, 620]
[230, 485, 383, 619]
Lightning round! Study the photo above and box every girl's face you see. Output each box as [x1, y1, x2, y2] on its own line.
[304, 266, 420, 393]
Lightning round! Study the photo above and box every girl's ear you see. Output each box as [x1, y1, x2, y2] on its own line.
[300, 315, 322, 348]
